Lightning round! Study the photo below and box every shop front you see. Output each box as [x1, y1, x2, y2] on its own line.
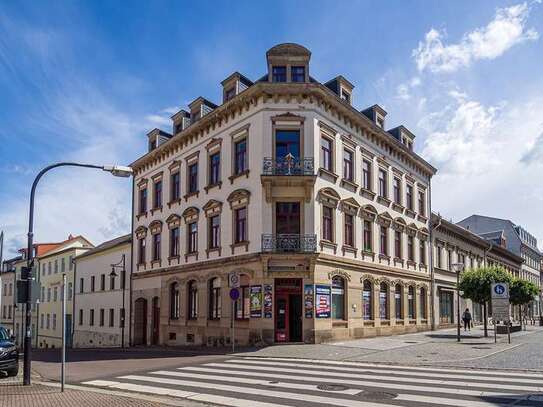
[274, 278, 303, 342]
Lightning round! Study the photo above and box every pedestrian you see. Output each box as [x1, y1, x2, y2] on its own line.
[462, 308, 472, 331]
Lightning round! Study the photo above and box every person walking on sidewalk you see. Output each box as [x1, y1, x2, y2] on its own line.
[462, 308, 472, 331]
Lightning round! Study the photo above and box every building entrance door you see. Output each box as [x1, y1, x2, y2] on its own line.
[439, 290, 454, 324]
[274, 278, 302, 342]
[133, 298, 147, 345]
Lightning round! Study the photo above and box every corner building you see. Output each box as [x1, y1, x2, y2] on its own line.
[130, 43, 436, 346]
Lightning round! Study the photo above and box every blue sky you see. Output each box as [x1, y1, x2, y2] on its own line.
[1, 1, 543, 256]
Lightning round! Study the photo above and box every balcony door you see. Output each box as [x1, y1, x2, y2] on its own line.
[275, 130, 300, 159]
[276, 202, 300, 235]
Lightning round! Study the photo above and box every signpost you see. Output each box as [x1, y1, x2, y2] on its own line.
[491, 282, 510, 344]
[229, 272, 240, 353]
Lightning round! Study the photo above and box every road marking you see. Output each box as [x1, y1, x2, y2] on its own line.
[240, 356, 543, 379]
[180, 365, 514, 397]
[227, 358, 543, 384]
[396, 393, 518, 407]
[118, 374, 397, 407]
[150, 370, 361, 395]
[218, 360, 543, 392]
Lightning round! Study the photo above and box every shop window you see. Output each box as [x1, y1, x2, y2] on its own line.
[188, 281, 198, 320]
[362, 280, 373, 320]
[395, 284, 403, 319]
[235, 282, 250, 320]
[379, 282, 389, 319]
[332, 276, 345, 320]
[170, 282, 180, 320]
[419, 287, 427, 319]
[408, 286, 415, 319]
[208, 278, 221, 320]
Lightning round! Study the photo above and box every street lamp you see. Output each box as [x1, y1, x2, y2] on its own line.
[452, 262, 465, 342]
[110, 254, 126, 348]
[24, 162, 132, 386]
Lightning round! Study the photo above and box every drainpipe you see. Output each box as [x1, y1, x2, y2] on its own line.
[128, 174, 135, 347]
[428, 181, 439, 331]
[71, 257, 77, 347]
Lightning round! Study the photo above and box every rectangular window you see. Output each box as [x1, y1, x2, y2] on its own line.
[406, 185, 414, 210]
[380, 226, 388, 256]
[171, 172, 180, 202]
[362, 160, 371, 190]
[47, 288, 51, 302]
[225, 87, 236, 101]
[209, 152, 220, 185]
[40, 314, 44, 328]
[120, 308, 125, 328]
[418, 190, 426, 216]
[343, 149, 353, 181]
[170, 227, 180, 257]
[99, 309, 104, 327]
[272, 66, 286, 82]
[53, 314, 57, 330]
[91, 276, 95, 292]
[320, 137, 333, 171]
[188, 222, 198, 253]
[68, 282, 72, 300]
[322, 206, 333, 241]
[408, 236, 414, 261]
[291, 66, 305, 82]
[48, 262, 51, 275]
[138, 238, 146, 264]
[110, 275, 115, 290]
[234, 207, 247, 243]
[61, 258, 65, 273]
[53, 287, 58, 302]
[152, 233, 161, 261]
[188, 163, 198, 193]
[235, 286, 250, 319]
[69, 255, 73, 270]
[109, 309, 115, 327]
[79, 309, 83, 325]
[437, 247, 442, 268]
[153, 180, 162, 208]
[344, 214, 354, 247]
[89, 309, 94, 326]
[234, 139, 247, 174]
[363, 220, 372, 251]
[341, 89, 351, 103]
[378, 169, 388, 198]
[139, 188, 147, 214]
[209, 215, 220, 249]
[46, 314, 50, 329]
[54, 260, 58, 273]
[394, 231, 402, 259]
[393, 178, 401, 204]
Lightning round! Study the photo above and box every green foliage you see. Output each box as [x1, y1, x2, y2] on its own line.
[510, 278, 539, 306]
[458, 267, 512, 303]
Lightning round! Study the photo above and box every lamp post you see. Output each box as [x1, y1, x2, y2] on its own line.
[452, 262, 465, 342]
[24, 162, 132, 386]
[110, 254, 126, 348]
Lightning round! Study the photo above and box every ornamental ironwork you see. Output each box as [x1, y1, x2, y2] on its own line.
[262, 156, 314, 176]
[261, 234, 317, 253]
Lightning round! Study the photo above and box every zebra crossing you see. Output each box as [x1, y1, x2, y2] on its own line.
[82, 356, 543, 406]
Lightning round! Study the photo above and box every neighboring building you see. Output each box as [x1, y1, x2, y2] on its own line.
[73, 234, 131, 348]
[458, 215, 542, 318]
[431, 214, 523, 327]
[130, 43, 436, 346]
[37, 235, 93, 349]
[0, 256, 19, 335]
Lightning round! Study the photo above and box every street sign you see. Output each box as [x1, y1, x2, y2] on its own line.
[491, 282, 510, 321]
[229, 272, 240, 288]
[230, 288, 240, 301]
[491, 283, 509, 299]
[16, 280, 40, 304]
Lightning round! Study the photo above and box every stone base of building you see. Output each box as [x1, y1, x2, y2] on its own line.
[73, 331, 124, 348]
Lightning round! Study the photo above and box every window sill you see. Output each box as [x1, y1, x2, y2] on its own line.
[340, 178, 359, 191]
[319, 240, 338, 253]
[417, 214, 428, 223]
[377, 196, 391, 207]
[318, 167, 338, 182]
[419, 264, 428, 271]
[136, 263, 147, 271]
[150, 206, 163, 215]
[206, 247, 222, 258]
[167, 256, 180, 265]
[184, 191, 199, 202]
[360, 188, 375, 200]
[151, 259, 162, 267]
[229, 169, 250, 184]
[136, 212, 148, 221]
[379, 254, 390, 261]
[342, 245, 358, 256]
[393, 257, 404, 266]
[407, 260, 417, 268]
[361, 250, 375, 260]
[363, 320, 375, 327]
[204, 181, 222, 193]
[185, 251, 199, 261]
[167, 199, 182, 209]
[332, 320, 348, 328]
[230, 241, 249, 254]
[391, 203, 405, 213]
[405, 209, 416, 219]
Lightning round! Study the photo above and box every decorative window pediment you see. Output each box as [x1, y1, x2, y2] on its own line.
[318, 188, 340, 207]
[376, 212, 393, 227]
[328, 269, 352, 281]
[407, 223, 418, 237]
[203, 199, 223, 217]
[137, 178, 148, 189]
[360, 274, 375, 284]
[149, 220, 163, 235]
[182, 206, 200, 223]
[166, 214, 181, 229]
[361, 204, 378, 221]
[418, 227, 429, 241]
[169, 160, 181, 172]
[135, 226, 148, 239]
[227, 188, 251, 209]
[392, 217, 407, 231]
[205, 137, 222, 151]
[340, 197, 360, 215]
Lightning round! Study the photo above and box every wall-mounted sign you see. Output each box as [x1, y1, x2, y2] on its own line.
[250, 285, 262, 318]
[304, 284, 314, 318]
[263, 284, 273, 318]
[315, 285, 331, 318]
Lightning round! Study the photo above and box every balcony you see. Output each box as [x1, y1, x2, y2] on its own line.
[261, 156, 316, 203]
[262, 156, 314, 176]
[261, 234, 317, 253]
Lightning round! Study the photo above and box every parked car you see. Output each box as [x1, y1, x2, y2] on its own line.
[0, 326, 18, 377]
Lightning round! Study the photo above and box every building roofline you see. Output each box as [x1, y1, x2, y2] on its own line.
[75, 234, 131, 260]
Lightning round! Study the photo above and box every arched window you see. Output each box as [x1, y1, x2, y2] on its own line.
[208, 277, 221, 320]
[362, 280, 373, 320]
[419, 287, 427, 319]
[188, 281, 198, 320]
[395, 284, 403, 319]
[408, 286, 415, 319]
[170, 282, 180, 320]
[331, 276, 345, 320]
[379, 282, 389, 320]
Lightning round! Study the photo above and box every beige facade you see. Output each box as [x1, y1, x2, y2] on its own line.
[0, 259, 17, 336]
[73, 235, 131, 348]
[129, 43, 436, 346]
[36, 236, 92, 349]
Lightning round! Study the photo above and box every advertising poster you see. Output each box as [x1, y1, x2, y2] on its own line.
[250, 285, 263, 318]
[304, 284, 314, 318]
[263, 284, 273, 318]
[315, 285, 331, 318]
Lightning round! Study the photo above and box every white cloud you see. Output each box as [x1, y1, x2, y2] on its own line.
[413, 2, 539, 73]
[145, 114, 171, 127]
[395, 76, 421, 100]
[521, 132, 543, 163]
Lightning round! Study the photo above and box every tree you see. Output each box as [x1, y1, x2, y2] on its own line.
[510, 278, 539, 330]
[458, 267, 512, 337]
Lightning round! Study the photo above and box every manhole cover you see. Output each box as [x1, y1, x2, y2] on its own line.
[317, 384, 349, 391]
[362, 391, 398, 400]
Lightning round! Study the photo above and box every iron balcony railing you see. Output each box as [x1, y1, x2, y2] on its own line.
[261, 234, 317, 253]
[262, 156, 314, 176]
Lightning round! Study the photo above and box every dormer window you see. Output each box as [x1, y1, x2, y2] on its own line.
[272, 66, 287, 82]
[341, 89, 351, 103]
[291, 66, 305, 82]
[225, 87, 236, 102]
[149, 138, 157, 151]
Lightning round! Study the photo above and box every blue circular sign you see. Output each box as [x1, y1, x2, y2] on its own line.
[230, 288, 240, 301]
[494, 284, 505, 295]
